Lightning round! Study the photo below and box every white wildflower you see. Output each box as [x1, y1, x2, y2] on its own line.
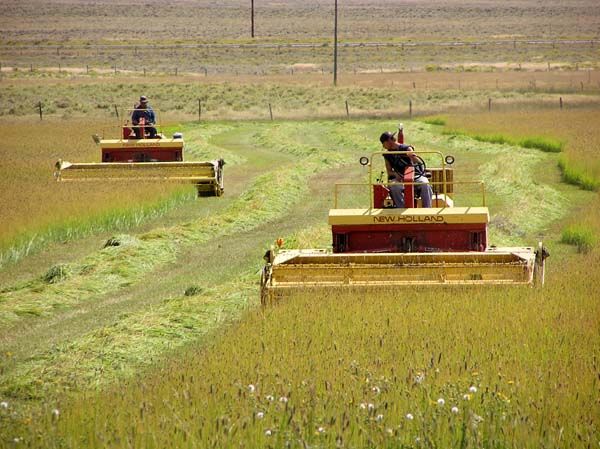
[406, 413, 414, 420]
[256, 411, 264, 419]
[359, 402, 367, 410]
[265, 395, 274, 402]
[469, 386, 478, 393]
[248, 384, 256, 393]
[279, 396, 288, 403]
[375, 414, 384, 422]
[437, 398, 445, 406]
[317, 426, 325, 434]
[386, 428, 394, 436]
[414, 373, 425, 384]
[367, 403, 375, 411]
[451, 406, 459, 414]
[462, 394, 471, 401]
[0, 402, 8, 409]
[265, 429, 272, 436]
[372, 386, 381, 394]
[52, 409, 60, 418]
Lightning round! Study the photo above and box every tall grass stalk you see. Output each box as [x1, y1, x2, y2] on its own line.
[561, 224, 596, 253]
[442, 129, 563, 152]
[558, 156, 600, 191]
[0, 188, 195, 269]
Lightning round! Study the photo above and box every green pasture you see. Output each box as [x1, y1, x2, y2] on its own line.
[0, 119, 598, 448]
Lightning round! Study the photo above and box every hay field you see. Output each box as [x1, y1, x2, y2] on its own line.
[1, 114, 599, 448]
[1, 0, 599, 447]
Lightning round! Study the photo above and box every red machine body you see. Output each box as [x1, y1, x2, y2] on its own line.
[101, 146, 183, 163]
[332, 222, 487, 253]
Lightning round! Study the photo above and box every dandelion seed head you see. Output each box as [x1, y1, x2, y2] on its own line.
[265, 395, 274, 402]
[375, 414, 384, 422]
[52, 409, 60, 418]
[463, 394, 471, 401]
[469, 386, 478, 393]
[414, 373, 425, 384]
[317, 426, 325, 434]
[0, 402, 8, 409]
[372, 386, 381, 394]
[359, 402, 367, 410]
[248, 384, 256, 393]
[406, 413, 414, 420]
[279, 396, 288, 403]
[265, 429, 272, 436]
[367, 403, 375, 411]
[256, 411, 264, 419]
[451, 406, 459, 414]
[437, 398, 445, 406]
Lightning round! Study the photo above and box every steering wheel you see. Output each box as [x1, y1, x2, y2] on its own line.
[411, 155, 427, 177]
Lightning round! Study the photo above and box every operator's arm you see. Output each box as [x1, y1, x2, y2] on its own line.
[147, 108, 156, 124]
[384, 158, 396, 180]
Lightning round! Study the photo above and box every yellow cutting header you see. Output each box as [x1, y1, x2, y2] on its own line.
[328, 207, 489, 225]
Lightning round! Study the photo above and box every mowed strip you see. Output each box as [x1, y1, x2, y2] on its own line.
[0, 121, 356, 406]
[0, 170, 340, 409]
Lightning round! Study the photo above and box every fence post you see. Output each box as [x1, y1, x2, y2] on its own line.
[559, 97, 563, 109]
[204, 68, 208, 76]
[114, 105, 119, 118]
[345, 100, 349, 118]
[143, 68, 146, 76]
[409, 99, 412, 117]
[86, 64, 89, 74]
[175, 67, 178, 76]
[268, 103, 273, 121]
[488, 98, 492, 111]
[30, 64, 33, 72]
[58, 63, 61, 73]
[38, 101, 43, 120]
[580, 81, 584, 91]
[198, 99, 202, 121]
[114, 65, 117, 74]
[412, 81, 416, 89]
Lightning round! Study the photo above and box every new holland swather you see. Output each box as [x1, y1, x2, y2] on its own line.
[54, 109, 224, 197]
[260, 125, 548, 304]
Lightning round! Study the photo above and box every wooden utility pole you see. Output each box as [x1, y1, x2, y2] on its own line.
[251, 0, 255, 38]
[333, 0, 338, 86]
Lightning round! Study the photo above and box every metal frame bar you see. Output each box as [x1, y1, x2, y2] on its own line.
[333, 181, 486, 208]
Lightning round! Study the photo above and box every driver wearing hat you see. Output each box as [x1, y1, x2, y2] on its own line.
[131, 95, 157, 138]
[380, 130, 432, 208]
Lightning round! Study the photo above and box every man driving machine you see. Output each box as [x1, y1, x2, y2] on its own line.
[379, 128, 433, 208]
